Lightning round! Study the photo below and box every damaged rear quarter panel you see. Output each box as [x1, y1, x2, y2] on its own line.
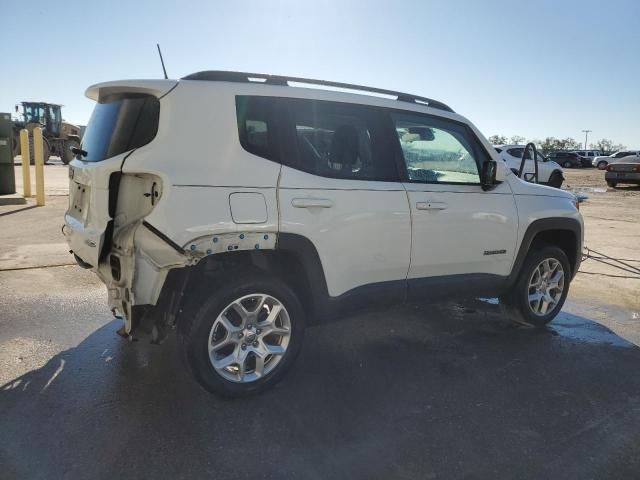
[106, 84, 282, 331]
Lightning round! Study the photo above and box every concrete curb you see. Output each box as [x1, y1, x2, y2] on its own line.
[0, 194, 27, 206]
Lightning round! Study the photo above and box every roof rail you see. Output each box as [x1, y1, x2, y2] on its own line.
[181, 71, 454, 113]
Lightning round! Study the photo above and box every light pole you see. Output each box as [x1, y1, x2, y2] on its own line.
[582, 129, 592, 150]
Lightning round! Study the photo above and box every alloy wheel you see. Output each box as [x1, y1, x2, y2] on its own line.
[527, 258, 565, 316]
[208, 293, 291, 383]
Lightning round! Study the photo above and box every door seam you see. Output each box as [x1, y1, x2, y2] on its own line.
[403, 185, 413, 282]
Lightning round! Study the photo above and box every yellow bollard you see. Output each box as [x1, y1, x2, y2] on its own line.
[19, 129, 31, 198]
[33, 127, 45, 206]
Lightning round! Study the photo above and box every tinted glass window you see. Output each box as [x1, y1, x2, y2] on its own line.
[236, 96, 279, 162]
[80, 95, 159, 162]
[391, 112, 482, 184]
[507, 148, 524, 158]
[288, 99, 397, 181]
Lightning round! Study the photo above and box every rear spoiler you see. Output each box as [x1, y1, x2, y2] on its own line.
[85, 79, 178, 102]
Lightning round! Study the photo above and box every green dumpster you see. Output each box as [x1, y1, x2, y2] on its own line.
[0, 112, 16, 195]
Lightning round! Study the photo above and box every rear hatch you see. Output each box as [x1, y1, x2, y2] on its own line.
[64, 80, 176, 269]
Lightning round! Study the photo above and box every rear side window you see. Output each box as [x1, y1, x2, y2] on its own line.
[80, 95, 159, 162]
[236, 96, 279, 162]
[507, 148, 524, 158]
[287, 99, 398, 181]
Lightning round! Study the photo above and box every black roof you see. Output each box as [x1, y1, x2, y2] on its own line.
[182, 71, 454, 113]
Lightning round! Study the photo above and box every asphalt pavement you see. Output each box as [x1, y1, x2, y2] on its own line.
[1, 264, 640, 479]
[2, 167, 640, 479]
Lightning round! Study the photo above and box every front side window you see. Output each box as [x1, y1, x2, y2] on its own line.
[391, 112, 482, 184]
[288, 99, 397, 181]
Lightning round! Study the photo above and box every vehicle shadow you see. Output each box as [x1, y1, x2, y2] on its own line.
[1, 301, 640, 480]
[0, 205, 38, 217]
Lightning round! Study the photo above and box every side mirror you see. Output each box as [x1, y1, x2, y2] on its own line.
[14, 105, 18, 113]
[481, 160, 498, 191]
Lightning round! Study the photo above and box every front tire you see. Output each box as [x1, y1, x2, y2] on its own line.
[178, 272, 305, 397]
[547, 171, 563, 189]
[500, 245, 570, 327]
[606, 181, 617, 188]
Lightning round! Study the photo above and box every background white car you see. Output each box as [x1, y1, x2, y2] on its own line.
[593, 150, 640, 170]
[494, 144, 564, 188]
[572, 150, 602, 166]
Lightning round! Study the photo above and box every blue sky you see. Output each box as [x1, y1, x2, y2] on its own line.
[3, 0, 639, 147]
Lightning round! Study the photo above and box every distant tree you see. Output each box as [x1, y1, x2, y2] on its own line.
[590, 139, 614, 154]
[510, 135, 525, 145]
[611, 143, 627, 152]
[538, 137, 558, 155]
[562, 137, 582, 150]
[488, 134, 507, 145]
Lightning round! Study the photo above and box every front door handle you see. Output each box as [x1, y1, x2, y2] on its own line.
[292, 198, 333, 209]
[416, 201, 448, 211]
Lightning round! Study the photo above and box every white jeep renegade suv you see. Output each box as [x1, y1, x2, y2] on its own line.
[64, 71, 583, 396]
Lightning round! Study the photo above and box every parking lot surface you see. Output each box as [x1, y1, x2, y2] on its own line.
[1, 265, 640, 479]
[1, 167, 639, 479]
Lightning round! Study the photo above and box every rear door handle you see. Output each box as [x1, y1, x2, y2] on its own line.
[291, 198, 333, 209]
[416, 201, 448, 211]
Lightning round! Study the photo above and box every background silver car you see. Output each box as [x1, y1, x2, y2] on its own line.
[593, 151, 639, 170]
[605, 153, 640, 188]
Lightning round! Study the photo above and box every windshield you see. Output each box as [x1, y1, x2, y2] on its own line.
[23, 104, 46, 124]
[80, 95, 160, 162]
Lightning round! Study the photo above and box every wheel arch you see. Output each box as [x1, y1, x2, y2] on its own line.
[152, 233, 328, 334]
[509, 218, 582, 285]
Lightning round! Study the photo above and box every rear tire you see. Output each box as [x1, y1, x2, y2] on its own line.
[597, 161, 608, 170]
[178, 271, 305, 397]
[500, 245, 570, 328]
[547, 171, 563, 189]
[562, 161, 573, 168]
